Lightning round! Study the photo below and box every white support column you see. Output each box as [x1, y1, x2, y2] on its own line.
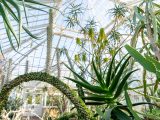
[44, 92, 48, 106]
[32, 93, 35, 105]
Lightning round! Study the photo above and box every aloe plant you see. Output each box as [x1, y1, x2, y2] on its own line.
[65, 49, 137, 105]
[64, 49, 144, 119]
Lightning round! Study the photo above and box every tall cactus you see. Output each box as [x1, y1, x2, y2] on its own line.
[0, 72, 94, 120]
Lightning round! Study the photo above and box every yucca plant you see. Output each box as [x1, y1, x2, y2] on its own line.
[0, 0, 52, 50]
[65, 49, 137, 105]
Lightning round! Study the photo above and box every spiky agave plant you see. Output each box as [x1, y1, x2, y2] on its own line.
[0, 0, 53, 50]
[65, 49, 138, 105]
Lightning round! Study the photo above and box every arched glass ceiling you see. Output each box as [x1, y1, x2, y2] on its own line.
[0, 0, 159, 83]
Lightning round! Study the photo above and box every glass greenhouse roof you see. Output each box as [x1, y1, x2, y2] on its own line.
[0, 0, 159, 82]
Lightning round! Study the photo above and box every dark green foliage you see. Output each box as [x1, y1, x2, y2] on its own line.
[65, 50, 137, 104]
[111, 108, 131, 120]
